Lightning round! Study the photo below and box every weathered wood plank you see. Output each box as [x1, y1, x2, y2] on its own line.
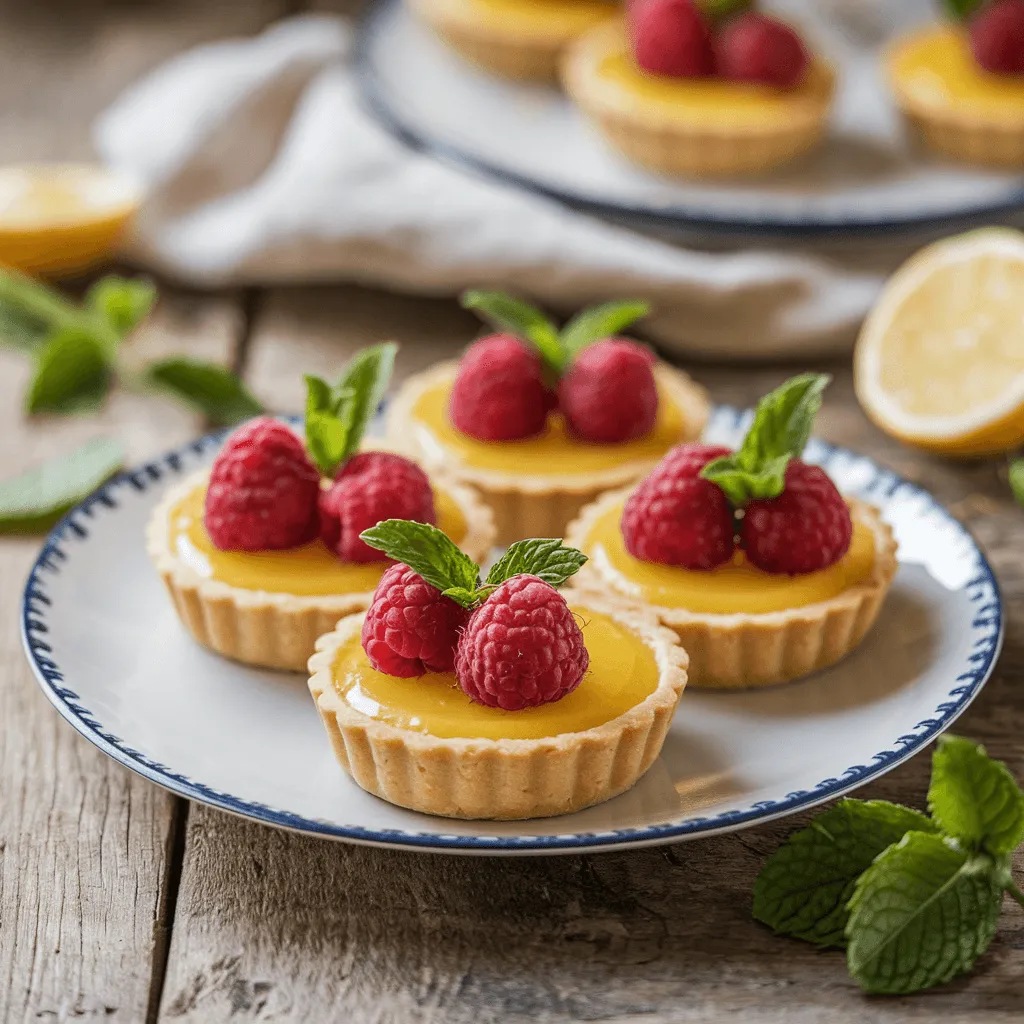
[158, 287, 1024, 1022]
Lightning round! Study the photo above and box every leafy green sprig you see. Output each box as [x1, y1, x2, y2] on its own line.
[754, 735, 1024, 995]
[943, 0, 984, 19]
[359, 519, 587, 609]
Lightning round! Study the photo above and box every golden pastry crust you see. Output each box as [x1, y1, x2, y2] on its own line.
[562, 20, 834, 177]
[385, 360, 709, 545]
[307, 599, 688, 819]
[147, 466, 495, 672]
[566, 491, 898, 689]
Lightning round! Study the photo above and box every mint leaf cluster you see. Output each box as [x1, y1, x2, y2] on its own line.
[701, 373, 830, 505]
[359, 519, 587, 609]
[460, 290, 649, 377]
[303, 342, 396, 476]
[754, 735, 1024, 995]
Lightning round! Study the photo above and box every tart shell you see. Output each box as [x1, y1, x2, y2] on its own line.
[308, 600, 688, 820]
[565, 491, 898, 690]
[147, 467, 495, 672]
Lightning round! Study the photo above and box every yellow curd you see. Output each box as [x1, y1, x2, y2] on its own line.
[410, 376, 686, 475]
[889, 27, 1024, 118]
[463, 0, 615, 33]
[169, 483, 468, 597]
[581, 500, 876, 615]
[331, 607, 657, 740]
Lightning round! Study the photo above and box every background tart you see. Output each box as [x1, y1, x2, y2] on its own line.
[562, 20, 834, 177]
[308, 599, 687, 820]
[566, 490, 897, 690]
[147, 465, 495, 672]
[386, 359, 708, 545]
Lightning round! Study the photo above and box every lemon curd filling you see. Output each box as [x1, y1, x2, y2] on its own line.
[410, 376, 686, 476]
[332, 608, 658, 740]
[465, 0, 615, 33]
[890, 27, 1024, 117]
[581, 501, 876, 615]
[169, 483, 469, 597]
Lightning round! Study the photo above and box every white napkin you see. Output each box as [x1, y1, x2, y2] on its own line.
[95, 11, 901, 360]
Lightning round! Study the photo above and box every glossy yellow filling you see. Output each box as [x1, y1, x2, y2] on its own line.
[332, 607, 658, 739]
[889, 27, 1024, 117]
[580, 500, 876, 614]
[410, 375, 686, 476]
[465, 0, 615, 33]
[169, 482, 468, 597]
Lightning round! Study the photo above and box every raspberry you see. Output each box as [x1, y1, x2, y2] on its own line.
[455, 576, 589, 710]
[361, 563, 470, 676]
[970, 0, 1024, 75]
[717, 13, 810, 88]
[630, 0, 716, 78]
[204, 417, 320, 551]
[740, 460, 852, 575]
[319, 451, 436, 562]
[559, 340, 659, 443]
[449, 335, 551, 441]
[621, 443, 736, 570]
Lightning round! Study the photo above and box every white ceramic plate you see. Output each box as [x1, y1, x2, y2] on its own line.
[22, 407, 1002, 854]
[356, 0, 1024, 236]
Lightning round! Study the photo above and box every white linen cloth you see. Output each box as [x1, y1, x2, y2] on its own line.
[95, 8, 925, 360]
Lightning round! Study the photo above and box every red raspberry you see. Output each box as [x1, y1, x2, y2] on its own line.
[319, 451, 436, 562]
[970, 0, 1024, 75]
[621, 443, 736, 570]
[449, 335, 551, 441]
[559, 339, 659, 443]
[717, 13, 810, 88]
[455, 576, 589, 710]
[204, 417, 320, 552]
[361, 563, 470, 676]
[741, 460, 852, 575]
[630, 0, 716, 78]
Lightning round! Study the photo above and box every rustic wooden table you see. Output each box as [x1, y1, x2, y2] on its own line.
[1, 1, 1021, 1021]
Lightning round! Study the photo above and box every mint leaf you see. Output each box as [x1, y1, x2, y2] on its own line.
[86, 276, 156, 338]
[0, 302, 50, 350]
[147, 358, 263, 426]
[1010, 459, 1024, 509]
[846, 831, 1004, 994]
[559, 300, 650, 360]
[0, 437, 123, 533]
[698, 0, 753, 20]
[486, 538, 588, 590]
[461, 290, 564, 375]
[26, 328, 112, 415]
[943, 0, 984, 19]
[928, 735, 1024, 857]
[304, 374, 348, 476]
[359, 519, 480, 606]
[700, 451, 791, 507]
[753, 799, 937, 948]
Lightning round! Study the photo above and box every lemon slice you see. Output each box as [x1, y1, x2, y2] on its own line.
[854, 228, 1024, 456]
[0, 164, 141, 278]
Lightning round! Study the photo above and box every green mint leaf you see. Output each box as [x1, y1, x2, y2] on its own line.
[0, 269, 80, 339]
[147, 359, 263, 427]
[1009, 460, 1024, 509]
[846, 831, 1004, 995]
[304, 374, 347, 476]
[485, 538, 588, 590]
[943, 0, 984, 19]
[26, 328, 113, 415]
[85, 276, 156, 338]
[559, 299, 650, 360]
[753, 799, 937, 948]
[928, 735, 1024, 857]
[334, 342, 396, 466]
[0, 302, 50, 350]
[359, 519, 480, 606]
[0, 437, 124, 533]
[461, 290, 564, 375]
[698, 0, 753, 20]
[701, 452, 791, 507]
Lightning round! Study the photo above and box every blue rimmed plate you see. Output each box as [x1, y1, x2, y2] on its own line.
[21, 408, 1002, 854]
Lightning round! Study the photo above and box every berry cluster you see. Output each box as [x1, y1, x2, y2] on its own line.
[451, 292, 658, 445]
[629, 0, 811, 89]
[969, 0, 1024, 75]
[622, 375, 852, 576]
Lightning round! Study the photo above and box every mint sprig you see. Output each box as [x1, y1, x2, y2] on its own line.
[701, 373, 830, 506]
[146, 358, 263, 427]
[698, 0, 753, 21]
[359, 519, 587, 609]
[304, 342, 396, 476]
[943, 0, 984, 19]
[1009, 459, 1024, 508]
[460, 290, 649, 376]
[754, 735, 1024, 995]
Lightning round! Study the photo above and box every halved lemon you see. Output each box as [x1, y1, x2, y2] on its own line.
[854, 228, 1024, 457]
[0, 164, 141, 278]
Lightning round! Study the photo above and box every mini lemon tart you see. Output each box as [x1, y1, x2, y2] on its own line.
[410, 0, 619, 82]
[309, 598, 686, 819]
[887, 25, 1024, 167]
[562, 19, 834, 177]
